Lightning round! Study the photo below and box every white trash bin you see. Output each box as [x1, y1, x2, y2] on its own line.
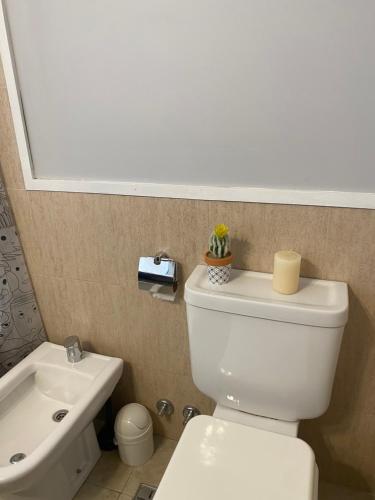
[114, 403, 154, 466]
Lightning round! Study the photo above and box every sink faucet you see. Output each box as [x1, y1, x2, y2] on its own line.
[64, 336, 83, 363]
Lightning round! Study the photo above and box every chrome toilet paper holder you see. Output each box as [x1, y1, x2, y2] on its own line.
[138, 253, 178, 302]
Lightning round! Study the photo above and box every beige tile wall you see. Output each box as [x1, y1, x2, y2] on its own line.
[1, 60, 375, 492]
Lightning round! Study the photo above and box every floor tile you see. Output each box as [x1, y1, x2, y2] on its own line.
[319, 481, 375, 500]
[74, 483, 120, 500]
[122, 436, 177, 497]
[86, 450, 132, 492]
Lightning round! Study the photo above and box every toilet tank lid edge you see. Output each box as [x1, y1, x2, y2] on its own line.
[184, 265, 348, 328]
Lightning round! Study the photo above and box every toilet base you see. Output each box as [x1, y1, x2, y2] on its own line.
[0, 423, 101, 500]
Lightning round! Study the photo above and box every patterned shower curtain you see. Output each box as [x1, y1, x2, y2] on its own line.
[0, 175, 47, 376]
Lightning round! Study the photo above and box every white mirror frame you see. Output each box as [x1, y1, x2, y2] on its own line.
[1, 2, 374, 209]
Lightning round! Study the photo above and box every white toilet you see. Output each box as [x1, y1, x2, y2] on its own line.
[154, 265, 348, 500]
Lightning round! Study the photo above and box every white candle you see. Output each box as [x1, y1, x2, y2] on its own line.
[273, 250, 301, 295]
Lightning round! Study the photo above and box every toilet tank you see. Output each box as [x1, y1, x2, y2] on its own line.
[184, 265, 348, 422]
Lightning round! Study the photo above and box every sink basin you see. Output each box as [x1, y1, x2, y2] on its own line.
[0, 342, 123, 499]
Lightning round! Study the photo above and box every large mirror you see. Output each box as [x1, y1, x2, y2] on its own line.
[1, 0, 374, 208]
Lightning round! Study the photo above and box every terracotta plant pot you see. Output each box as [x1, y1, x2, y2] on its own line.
[204, 251, 233, 285]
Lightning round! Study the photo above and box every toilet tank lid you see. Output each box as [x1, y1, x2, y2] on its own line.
[184, 265, 348, 328]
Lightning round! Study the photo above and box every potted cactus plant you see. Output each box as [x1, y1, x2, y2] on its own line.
[204, 224, 233, 285]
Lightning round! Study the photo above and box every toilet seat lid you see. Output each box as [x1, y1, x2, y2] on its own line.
[154, 415, 316, 500]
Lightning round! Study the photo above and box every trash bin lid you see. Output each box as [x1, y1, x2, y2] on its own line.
[115, 403, 152, 438]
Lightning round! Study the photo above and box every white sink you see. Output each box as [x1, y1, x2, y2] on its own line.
[0, 342, 123, 499]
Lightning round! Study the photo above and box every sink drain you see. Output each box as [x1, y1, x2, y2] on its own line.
[10, 453, 26, 464]
[52, 409, 69, 422]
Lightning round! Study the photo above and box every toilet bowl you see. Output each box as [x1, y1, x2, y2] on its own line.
[155, 416, 318, 500]
[154, 265, 348, 499]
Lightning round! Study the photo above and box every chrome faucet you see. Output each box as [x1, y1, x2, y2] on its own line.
[64, 336, 83, 363]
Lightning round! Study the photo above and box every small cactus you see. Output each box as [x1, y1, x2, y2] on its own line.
[209, 224, 230, 258]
